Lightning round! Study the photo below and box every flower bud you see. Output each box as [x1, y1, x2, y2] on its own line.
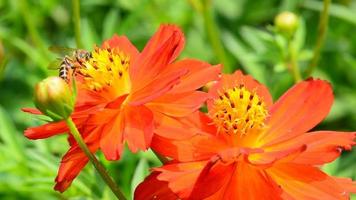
[34, 76, 74, 120]
[274, 11, 299, 37]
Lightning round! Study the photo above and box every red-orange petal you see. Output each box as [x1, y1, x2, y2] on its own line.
[152, 113, 226, 162]
[54, 158, 88, 193]
[258, 79, 334, 146]
[153, 111, 217, 140]
[102, 34, 139, 62]
[24, 120, 68, 139]
[268, 163, 351, 199]
[54, 143, 99, 192]
[247, 144, 306, 166]
[140, 24, 184, 65]
[134, 172, 180, 200]
[123, 105, 154, 152]
[188, 158, 236, 200]
[198, 161, 283, 200]
[333, 177, 356, 194]
[155, 161, 207, 199]
[130, 25, 185, 92]
[22, 108, 42, 115]
[129, 68, 188, 106]
[152, 133, 227, 162]
[266, 131, 356, 165]
[208, 70, 273, 111]
[147, 91, 207, 117]
[99, 110, 125, 161]
[166, 59, 221, 93]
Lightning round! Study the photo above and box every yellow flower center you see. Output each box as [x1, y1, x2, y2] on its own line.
[79, 47, 131, 95]
[211, 85, 268, 136]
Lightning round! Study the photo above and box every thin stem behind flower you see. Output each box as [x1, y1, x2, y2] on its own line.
[19, 0, 50, 63]
[65, 117, 126, 200]
[200, 0, 232, 73]
[288, 40, 302, 83]
[72, 0, 83, 48]
[306, 0, 331, 77]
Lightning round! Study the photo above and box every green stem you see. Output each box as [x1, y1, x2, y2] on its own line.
[64, 117, 126, 200]
[72, 0, 83, 48]
[18, 0, 50, 61]
[306, 0, 331, 77]
[288, 40, 302, 83]
[200, 0, 231, 73]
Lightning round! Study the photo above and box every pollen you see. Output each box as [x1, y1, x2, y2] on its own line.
[78, 47, 131, 94]
[211, 85, 268, 136]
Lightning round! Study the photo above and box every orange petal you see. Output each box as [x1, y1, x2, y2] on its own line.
[102, 34, 139, 62]
[258, 79, 334, 146]
[54, 143, 99, 192]
[188, 159, 237, 200]
[247, 144, 306, 166]
[268, 163, 351, 199]
[200, 161, 283, 200]
[22, 108, 42, 115]
[124, 105, 154, 152]
[129, 68, 188, 106]
[140, 25, 184, 65]
[152, 133, 227, 162]
[134, 172, 180, 200]
[208, 70, 273, 110]
[333, 177, 356, 194]
[151, 113, 226, 162]
[267, 131, 356, 165]
[147, 91, 207, 117]
[64, 126, 101, 161]
[130, 25, 185, 92]
[152, 112, 200, 140]
[166, 59, 221, 93]
[54, 157, 88, 192]
[155, 161, 207, 199]
[153, 111, 217, 140]
[24, 120, 68, 139]
[98, 109, 125, 160]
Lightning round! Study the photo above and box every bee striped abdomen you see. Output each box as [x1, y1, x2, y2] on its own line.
[59, 63, 70, 81]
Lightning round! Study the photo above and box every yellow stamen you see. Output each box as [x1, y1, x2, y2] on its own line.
[79, 47, 131, 95]
[211, 85, 268, 136]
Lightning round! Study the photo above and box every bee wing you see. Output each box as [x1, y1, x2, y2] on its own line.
[47, 58, 62, 69]
[48, 46, 76, 56]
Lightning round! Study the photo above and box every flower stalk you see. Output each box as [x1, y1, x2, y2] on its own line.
[200, 0, 231, 73]
[64, 117, 126, 200]
[287, 40, 302, 83]
[72, 0, 83, 48]
[306, 0, 331, 76]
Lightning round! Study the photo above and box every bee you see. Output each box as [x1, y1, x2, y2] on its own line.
[48, 46, 92, 82]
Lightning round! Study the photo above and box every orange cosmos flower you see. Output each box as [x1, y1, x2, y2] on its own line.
[135, 71, 356, 200]
[23, 25, 220, 192]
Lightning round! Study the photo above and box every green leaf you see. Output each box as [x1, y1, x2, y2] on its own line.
[0, 106, 25, 162]
[102, 9, 121, 39]
[302, 0, 356, 25]
[292, 16, 306, 52]
[81, 18, 100, 50]
[130, 158, 149, 199]
[222, 31, 267, 83]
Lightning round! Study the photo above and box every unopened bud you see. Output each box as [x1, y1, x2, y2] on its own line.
[34, 76, 74, 120]
[274, 11, 299, 37]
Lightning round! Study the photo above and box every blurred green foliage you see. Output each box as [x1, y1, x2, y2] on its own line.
[0, 0, 356, 199]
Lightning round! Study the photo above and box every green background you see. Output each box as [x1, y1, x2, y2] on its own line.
[0, 0, 355, 199]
